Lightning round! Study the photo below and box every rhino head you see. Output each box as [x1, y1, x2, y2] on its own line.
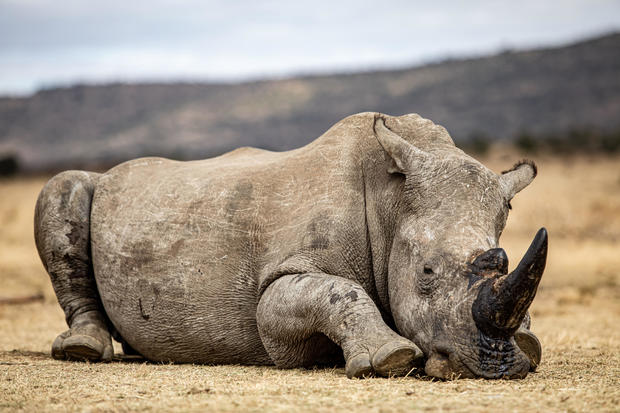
[374, 117, 546, 379]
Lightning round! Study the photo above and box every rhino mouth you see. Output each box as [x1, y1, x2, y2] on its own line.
[459, 333, 530, 379]
[425, 333, 530, 379]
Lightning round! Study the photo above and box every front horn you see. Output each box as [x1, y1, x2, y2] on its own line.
[473, 228, 548, 336]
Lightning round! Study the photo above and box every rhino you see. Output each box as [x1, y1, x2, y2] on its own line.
[34, 112, 546, 379]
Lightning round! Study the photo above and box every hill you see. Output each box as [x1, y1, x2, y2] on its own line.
[1, 32, 619, 172]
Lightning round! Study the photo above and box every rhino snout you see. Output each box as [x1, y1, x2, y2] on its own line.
[424, 345, 531, 380]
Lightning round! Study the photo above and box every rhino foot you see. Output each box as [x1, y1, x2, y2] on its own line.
[51, 317, 113, 362]
[515, 328, 542, 372]
[346, 340, 423, 378]
[345, 354, 373, 378]
[372, 341, 424, 377]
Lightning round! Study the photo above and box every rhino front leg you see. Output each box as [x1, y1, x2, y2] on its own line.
[515, 312, 542, 371]
[257, 273, 423, 378]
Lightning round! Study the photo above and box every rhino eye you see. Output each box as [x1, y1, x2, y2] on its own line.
[423, 265, 434, 275]
[505, 200, 512, 210]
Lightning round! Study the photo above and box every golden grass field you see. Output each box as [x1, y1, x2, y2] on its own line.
[1, 149, 619, 412]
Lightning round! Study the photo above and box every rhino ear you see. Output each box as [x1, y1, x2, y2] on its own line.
[373, 115, 427, 174]
[499, 160, 537, 199]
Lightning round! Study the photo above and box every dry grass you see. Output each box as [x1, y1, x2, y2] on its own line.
[1, 151, 619, 412]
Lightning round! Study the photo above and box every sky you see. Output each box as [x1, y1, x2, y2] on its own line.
[1, 0, 620, 96]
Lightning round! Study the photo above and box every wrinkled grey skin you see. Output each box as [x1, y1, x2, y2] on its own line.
[35, 112, 544, 379]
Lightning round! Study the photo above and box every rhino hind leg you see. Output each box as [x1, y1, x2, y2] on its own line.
[35, 170, 113, 361]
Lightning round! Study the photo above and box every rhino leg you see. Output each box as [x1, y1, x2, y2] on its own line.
[257, 273, 423, 378]
[34, 170, 113, 361]
[515, 312, 542, 371]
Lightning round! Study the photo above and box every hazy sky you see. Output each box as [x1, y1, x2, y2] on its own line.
[1, 0, 619, 95]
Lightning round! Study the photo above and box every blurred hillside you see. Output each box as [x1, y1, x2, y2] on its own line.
[0, 32, 619, 172]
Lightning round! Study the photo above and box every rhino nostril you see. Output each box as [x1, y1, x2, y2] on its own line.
[424, 349, 452, 378]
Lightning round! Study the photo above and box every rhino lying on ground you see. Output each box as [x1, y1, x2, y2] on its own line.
[35, 112, 546, 379]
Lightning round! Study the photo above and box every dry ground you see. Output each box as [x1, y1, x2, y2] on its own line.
[1, 150, 619, 412]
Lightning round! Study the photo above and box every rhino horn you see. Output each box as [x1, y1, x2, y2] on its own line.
[471, 248, 509, 275]
[473, 228, 548, 336]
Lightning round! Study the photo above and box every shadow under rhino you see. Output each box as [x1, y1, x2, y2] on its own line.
[34, 112, 545, 380]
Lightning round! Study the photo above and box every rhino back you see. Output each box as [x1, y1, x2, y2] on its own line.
[90, 120, 373, 363]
